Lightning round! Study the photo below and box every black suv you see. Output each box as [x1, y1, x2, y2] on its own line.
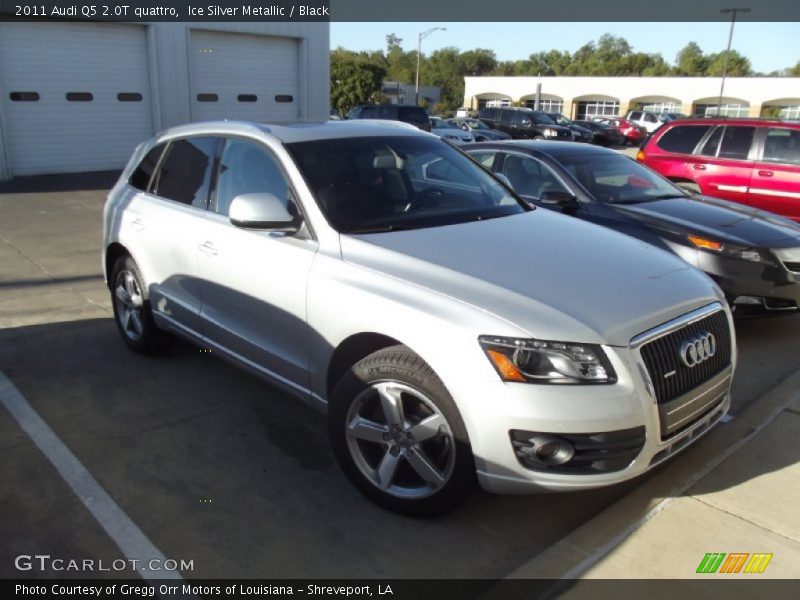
[346, 104, 431, 132]
[478, 107, 573, 141]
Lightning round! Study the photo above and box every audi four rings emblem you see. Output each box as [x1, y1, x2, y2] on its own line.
[679, 332, 717, 368]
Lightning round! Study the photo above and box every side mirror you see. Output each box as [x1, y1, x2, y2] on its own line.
[229, 193, 301, 232]
[494, 173, 513, 189]
[539, 190, 578, 208]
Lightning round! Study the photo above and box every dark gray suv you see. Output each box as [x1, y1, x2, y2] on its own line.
[346, 104, 431, 132]
[478, 107, 573, 141]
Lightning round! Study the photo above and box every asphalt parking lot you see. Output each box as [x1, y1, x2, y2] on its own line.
[2, 174, 800, 580]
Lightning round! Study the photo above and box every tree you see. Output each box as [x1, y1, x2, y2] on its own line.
[705, 50, 752, 77]
[675, 42, 708, 76]
[329, 48, 387, 115]
[384, 33, 416, 84]
[787, 60, 800, 76]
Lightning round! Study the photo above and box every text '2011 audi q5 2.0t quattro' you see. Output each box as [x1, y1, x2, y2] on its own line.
[104, 120, 736, 515]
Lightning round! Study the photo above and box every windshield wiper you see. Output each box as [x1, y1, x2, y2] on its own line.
[345, 224, 416, 234]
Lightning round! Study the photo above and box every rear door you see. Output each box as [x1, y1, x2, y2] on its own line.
[690, 125, 756, 205]
[129, 136, 221, 336]
[748, 127, 800, 221]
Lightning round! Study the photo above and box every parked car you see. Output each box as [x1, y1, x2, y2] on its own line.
[105, 120, 735, 515]
[478, 106, 573, 141]
[544, 113, 594, 143]
[626, 110, 687, 133]
[637, 118, 800, 223]
[345, 104, 431, 132]
[592, 117, 647, 146]
[429, 116, 475, 144]
[463, 140, 800, 313]
[447, 117, 512, 141]
[574, 120, 626, 146]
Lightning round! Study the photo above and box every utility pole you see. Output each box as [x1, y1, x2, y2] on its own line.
[717, 7, 750, 116]
[415, 27, 446, 106]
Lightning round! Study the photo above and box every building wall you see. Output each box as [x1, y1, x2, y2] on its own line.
[463, 76, 800, 119]
[0, 21, 329, 180]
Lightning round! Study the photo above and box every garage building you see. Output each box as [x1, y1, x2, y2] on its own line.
[0, 21, 330, 180]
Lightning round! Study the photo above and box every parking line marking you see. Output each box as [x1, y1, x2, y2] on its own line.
[0, 371, 184, 581]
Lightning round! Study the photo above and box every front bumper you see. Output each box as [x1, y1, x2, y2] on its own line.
[671, 244, 800, 312]
[454, 304, 735, 493]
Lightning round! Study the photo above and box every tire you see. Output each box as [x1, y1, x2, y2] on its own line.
[673, 181, 701, 195]
[110, 255, 166, 354]
[329, 345, 475, 516]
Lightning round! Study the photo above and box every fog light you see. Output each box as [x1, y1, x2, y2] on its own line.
[733, 295, 762, 305]
[524, 435, 575, 466]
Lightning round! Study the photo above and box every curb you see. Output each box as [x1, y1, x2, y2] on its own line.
[504, 368, 800, 581]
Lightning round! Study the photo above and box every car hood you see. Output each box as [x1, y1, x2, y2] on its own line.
[340, 210, 721, 346]
[616, 195, 800, 248]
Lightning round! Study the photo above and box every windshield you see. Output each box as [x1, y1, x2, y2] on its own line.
[556, 154, 687, 205]
[465, 119, 489, 130]
[286, 136, 528, 233]
[430, 118, 449, 130]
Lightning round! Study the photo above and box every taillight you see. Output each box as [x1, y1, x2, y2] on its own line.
[636, 149, 645, 162]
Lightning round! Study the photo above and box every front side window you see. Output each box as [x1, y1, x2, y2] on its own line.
[501, 155, 568, 199]
[762, 128, 800, 165]
[214, 139, 291, 217]
[286, 136, 527, 233]
[129, 143, 167, 192]
[511, 112, 531, 126]
[152, 137, 219, 208]
[629, 111, 642, 120]
[718, 126, 756, 160]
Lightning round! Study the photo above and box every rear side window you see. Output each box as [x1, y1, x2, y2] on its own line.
[763, 128, 800, 165]
[376, 106, 399, 119]
[699, 127, 723, 157]
[360, 106, 377, 118]
[398, 106, 428, 125]
[629, 111, 642, 120]
[153, 137, 219, 208]
[481, 108, 498, 120]
[656, 125, 712, 154]
[500, 110, 514, 125]
[129, 144, 166, 192]
[718, 126, 756, 160]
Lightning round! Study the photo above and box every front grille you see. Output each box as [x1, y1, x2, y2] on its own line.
[784, 261, 800, 273]
[640, 310, 732, 405]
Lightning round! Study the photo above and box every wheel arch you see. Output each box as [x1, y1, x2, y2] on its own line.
[326, 332, 406, 399]
[105, 242, 131, 289]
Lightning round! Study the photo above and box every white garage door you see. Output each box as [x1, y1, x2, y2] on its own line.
[0, 22, 153, 176]
[189, 30, 300, 123]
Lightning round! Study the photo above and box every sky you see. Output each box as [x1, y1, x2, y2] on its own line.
[330, 22, 800, 74]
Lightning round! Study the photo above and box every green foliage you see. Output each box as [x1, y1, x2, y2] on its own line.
[330, 33, 790, 114]
[329, 48, 387, 115]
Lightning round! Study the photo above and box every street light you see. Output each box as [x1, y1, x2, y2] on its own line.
[415, 26, 446, 106]
[717, 7, 750, 116]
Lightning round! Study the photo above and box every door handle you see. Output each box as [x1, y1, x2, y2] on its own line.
[198, 241, 218, 256]
[131, 218, 145, 232]
[757, 170, 774, 177]
[692, 164, 707, 171]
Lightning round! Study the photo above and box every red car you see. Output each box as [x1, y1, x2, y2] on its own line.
[637, 118, 800, 222]
[591, 117, 647, 145]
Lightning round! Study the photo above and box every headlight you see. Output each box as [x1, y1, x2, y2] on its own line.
[543, 129, 557, 137]
[479, 336, 617, 384]
[773, 247, 800, 263]
[687, 235, 774, 264]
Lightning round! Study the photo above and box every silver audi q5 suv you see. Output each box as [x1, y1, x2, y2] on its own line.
[103, 120, 736, 515]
